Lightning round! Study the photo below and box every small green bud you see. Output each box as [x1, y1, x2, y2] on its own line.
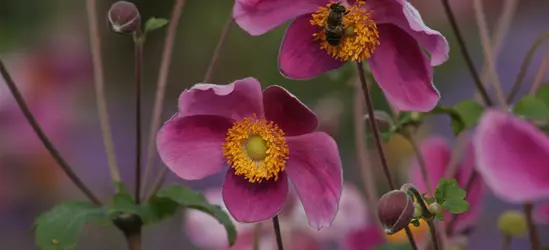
[429, 202, 442, 214]
[413, 202, 422, 218]
[498, 210, 527, 237]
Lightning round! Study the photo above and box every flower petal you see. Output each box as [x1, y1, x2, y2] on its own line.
[475, 109, 549, 203]
[534, 202, 549, 225]
[368, 24, 440, 112]
[156, 115, 232, 180]
[285, 132, 343, 229]
[369, 0, 449, 66]
[233, 0, 328, 36]
[279, 15, 345, 79]
[262, 85, 318, 136]
[178, 77, 264, 120]
[344, 225, 384, 250]
[222, 168, 288, 223]
[410, 136, 452, 193]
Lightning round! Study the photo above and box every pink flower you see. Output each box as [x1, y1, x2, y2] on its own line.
[534, 202, 549, 225]
[344, 225, 385, 250]
[410, 136, 484, 232]
[157, 78, 343, 228]
[475, 109, 549, 203]
[233, 0, 449, 112]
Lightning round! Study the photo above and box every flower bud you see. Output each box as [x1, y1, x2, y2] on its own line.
[498, 210, 527, 237]
[108, 1, 141, 34]
[377, 190, 414, 235]
[413, 202, 422, 219]
[429, 202, 441, 214]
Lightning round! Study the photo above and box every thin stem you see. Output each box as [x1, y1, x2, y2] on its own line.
[272, 216, 284, 250]
[0, 59, 101, 205]
[203, 16, 234, 83]
[404, 228, 419, 250]
[507, 32, 549, 103]
[473, 0, 508, 107]
[502, 234, 511, 250]
[253, 223, 262, 250]
[141, 0, 186, 197]
[439, 0, 493, 106]
[125, 228, 142, 250]
[523, 203, 541, 250]
[149, 167, 168, 196]
[401, 184, 439, 250]
[85, 0, 122, 186]
[134, 35, 144, 203]
[530, 49, 549, 95]
[427, 220, 442, 250]
[356, 62, 418, 249]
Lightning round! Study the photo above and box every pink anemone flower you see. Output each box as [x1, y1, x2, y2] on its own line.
[409, 136, 484, 233]
[534, 202, 549, 225]
[157, 77, 343, 228]
[233, 0, 449, 112]
[475, 109, 549, 203]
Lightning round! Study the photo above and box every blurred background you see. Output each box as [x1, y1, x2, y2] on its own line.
[0, 0, 548, 249]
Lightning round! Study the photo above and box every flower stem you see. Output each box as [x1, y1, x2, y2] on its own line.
[253, 223, 262, 250]
[439, 0, 493, 106]
[530, 49, 549, 95]
[134, 33, 144, 204]
[427, 220, 442, 250]
[401, 184, 440, 250]
[502, 234, 511, 250]
[523, 203, 541, 250]
[356, 62, 418, 249]
[141, 0, 186, 198]
[124, 227, 142, 250]
[0, 59, 101, 205]
[85, 0, 122, 187]
[272, 215, 284, 250]
[203, 16, 234, 83]
[507, 32, 549, 103]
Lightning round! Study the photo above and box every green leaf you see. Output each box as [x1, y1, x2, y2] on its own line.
[410, 219, 420, 227]
[513, 95, 549, 121]
[452, 100, 484, 129]
[375, 243, 413, 250]
[147, 195, 180, 222]
[441, 199, 470, 214]
[535, 84, 549, 107]
[155, 185, 237, 246]
[35, 201, 110, 250]
[144, 17, 168, 33]
[435, 178, 466, 203]
[429, 106, 466, 135]
[435, 212, 445, 221]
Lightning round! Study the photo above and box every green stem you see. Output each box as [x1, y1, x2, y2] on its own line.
[401, 183, 439, 250]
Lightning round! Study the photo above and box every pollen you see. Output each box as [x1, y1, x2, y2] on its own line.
[310, 1, 380, 62]
[222, 115, 289, 183]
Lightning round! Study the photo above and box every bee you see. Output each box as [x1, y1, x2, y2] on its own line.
[325, 2, 350, 46]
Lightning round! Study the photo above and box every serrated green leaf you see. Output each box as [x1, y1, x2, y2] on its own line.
[375, 243, 413, 250]
[107, 189, 158, 224]
[513, 95, 549, 121]
[452, 100, 484, 129]
[429, 106, 466, 135]
[147, 195, 180, 222]
[144, 17, 168, 33]
[35, 201, 110, 250]
[435, 178, 466, 203]
[535, 84, 549, 108]
[155, 185, 237, 246]
[442, 199, 470, 214]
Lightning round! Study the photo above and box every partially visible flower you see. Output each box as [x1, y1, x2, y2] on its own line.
[157, 78, 342, 228]
[108, 1, 141, 34]
[533, 202, 549, 225]
[344, 225, 385, 250]
[409, 136, 484, 232]
[475, 110, 549, 203]
[377, 190, 414, 234]
[497, 210, 527, 237]
[233, 0, 449, 111]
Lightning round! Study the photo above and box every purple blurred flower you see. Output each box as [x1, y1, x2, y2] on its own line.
[157, 78, 342, 228]
[475, 109, 549, 203]
[233, 0, 449, 111]
[409, 136, 484, 232]
[534, 202, 549, 225]
[344, 225, 385, 250]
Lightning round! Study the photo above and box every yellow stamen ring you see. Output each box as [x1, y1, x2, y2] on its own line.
[310, 1, 380, 62]
[223, 115, 289, 183]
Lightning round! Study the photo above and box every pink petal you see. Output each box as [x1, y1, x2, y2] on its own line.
[369, 0, 449, 66]
[534, 202, 549, 225]
[233, 0, 328, 36]
[285, 132, 343, 229]
[278, 15, 345, 79]
[178, 77, 264, 121]
[262, 85, 318, 136]
[368, 24, 440, 112]
[222, 168, 288, 223]
[156, 115, 232, 180]
[344, 225, 384, 250]
[474, 109, 549, 203]
[410, 136, 452, 193]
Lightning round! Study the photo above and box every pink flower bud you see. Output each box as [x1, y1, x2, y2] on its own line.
[108, 1, 141, 34]
[377, 190, 414, 235]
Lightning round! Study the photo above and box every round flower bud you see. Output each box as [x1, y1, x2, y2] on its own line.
[498, 210, 527, 237]
[429, 202, 441, 214]
[108, 1, 141, 34]
[377, 190, 415, 235]
[413, 202, 422, 219]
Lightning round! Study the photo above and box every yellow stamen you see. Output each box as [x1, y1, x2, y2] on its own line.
[310, 1, 380, 62]
[223, 115, 289, 183]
